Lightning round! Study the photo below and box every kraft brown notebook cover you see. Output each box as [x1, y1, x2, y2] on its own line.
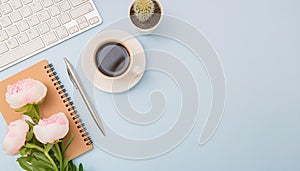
[0, 60, 93, 159]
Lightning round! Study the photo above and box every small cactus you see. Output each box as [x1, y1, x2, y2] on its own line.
[133, 0, 155, 22]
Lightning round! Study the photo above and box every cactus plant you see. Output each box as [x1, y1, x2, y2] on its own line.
[129, 0, 163, 33]
[133, 0, 155, 22]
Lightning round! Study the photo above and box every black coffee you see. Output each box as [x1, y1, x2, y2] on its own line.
[95, 43, 130, 77]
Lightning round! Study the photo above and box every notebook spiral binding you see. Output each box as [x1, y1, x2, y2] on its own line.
[44, 63, 93, 146]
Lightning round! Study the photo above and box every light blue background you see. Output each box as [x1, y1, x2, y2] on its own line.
[1, 0, 300, 170]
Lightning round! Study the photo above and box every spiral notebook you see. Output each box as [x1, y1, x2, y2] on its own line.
[0, 60, 93, 160]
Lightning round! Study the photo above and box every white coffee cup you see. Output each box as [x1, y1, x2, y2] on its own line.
[81, 30, 146, 93]
[93, 42, 143, 81]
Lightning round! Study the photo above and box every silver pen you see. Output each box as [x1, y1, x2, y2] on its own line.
[64, 58, 106, 136]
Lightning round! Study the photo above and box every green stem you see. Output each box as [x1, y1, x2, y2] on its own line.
[55, 143, 63, 171]
[26, 143, 59, 171]
[32, 104, 40, 121]
[26, 143, 44, 152]
[44, 151, 59, 171]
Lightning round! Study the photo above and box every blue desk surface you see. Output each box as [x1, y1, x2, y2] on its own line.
[1, 0, 300, 170]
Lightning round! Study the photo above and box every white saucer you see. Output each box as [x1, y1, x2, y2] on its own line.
[81, 30, 146, 93]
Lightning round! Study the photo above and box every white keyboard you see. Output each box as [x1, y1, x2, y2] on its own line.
[0, 0, 102, 71]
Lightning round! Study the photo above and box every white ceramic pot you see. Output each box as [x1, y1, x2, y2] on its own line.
[128, 0, 163, 34]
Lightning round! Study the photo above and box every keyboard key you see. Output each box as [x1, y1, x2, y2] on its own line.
[0, 30, 9, 41]
[69, 0, 88, 7]
[28, 15, 40, 27]
[27, 28, 39, 39]
[0, 3, 13, 15]
[0, 43, 8, 54]
[76, 16, 86, 24]
[20, 6, 32, 18]
[89, 16, 99, 25]
[38, 10, 51, 22]
[0, 38, 45, 68]
[79, 21, 88, 30]
[49, 5, 60, 17]
[54, 0, 62, 3]
[7, 38, 19, 49]
[11, 0, 23, 10]
[41, 0, 53, 8]
[56, 26, 68, 39]
[49, 18, 60, 29]
[31, 1, 43, 12]
[58, 1, 70, 12]
[69, 2, 93, 19]
[17, 32, 29, 44]
[22, 0, 33, 5]
[38, 23, 50, 34]
[6, 25, 19, 37]
[0, 16, 12, 28]
[68, 25, 78, 34]
[10, 11, 23, 23]
[17, 20, 30, 32]
[43, 31, 58, 45]
[59, 13, 71, 24]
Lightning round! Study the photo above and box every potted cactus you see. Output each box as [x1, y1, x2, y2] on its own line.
[129, 0, 163, 33]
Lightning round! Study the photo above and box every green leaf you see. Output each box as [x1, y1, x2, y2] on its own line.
[19, 147, 27, 156]
[68, 160, 77, 171]
[25, 143, 37, 149]
[32, 160, 53, 170]
[17, 156, 33, 171]
[25, 143, 44, 152]
[27, 104, 33, 112]
[23, 111, 34, 119]
[32, 152, 52, 164]
[34, 168, 48, 171]
[62, 134, 74, 155]
[51, 143, 59, 161]
[33, 104, 40, 120]
[15, 105, 29, 113]
[79, 163, 83, 171]
[32, 136, 43, 146]
[44, 143, 54, 153]
[26, 120, 35, 128]
[26, 130, 34, 142]
[63, 158, 69, 171]
[33, 104, 39, 110]
[15, 108, 25, 113]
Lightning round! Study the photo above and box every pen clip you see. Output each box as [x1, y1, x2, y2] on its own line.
[67, 68, 78, 89]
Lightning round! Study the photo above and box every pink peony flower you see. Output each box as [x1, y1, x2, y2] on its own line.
[5, 78, 47, 109]
[2, 118, 29, 155]
[33, 112, 69, 144]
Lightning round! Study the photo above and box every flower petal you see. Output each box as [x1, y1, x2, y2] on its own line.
[2, 119, 29, 155]
[33, 112, 69, 144]
[5, 78, 47, 109]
